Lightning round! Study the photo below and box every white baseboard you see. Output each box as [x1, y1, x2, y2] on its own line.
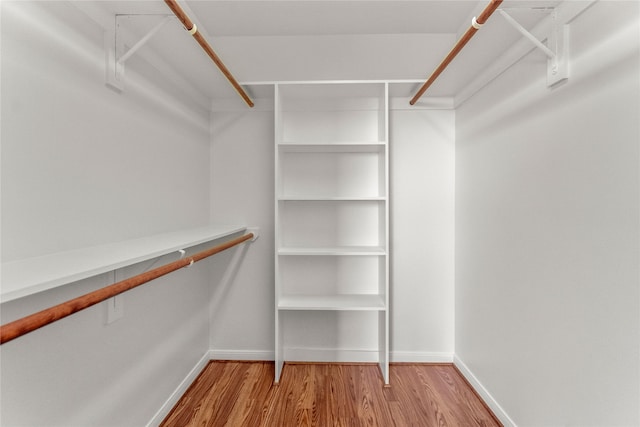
[284, 348, 456, 364]
[453, 355, 517, 427]
[390, 351, 454, 363]
[284, 347, 380, 363]
[208, 349, 274, 361]
[209, 349, 455, 364]
[146, 351, 211, 427]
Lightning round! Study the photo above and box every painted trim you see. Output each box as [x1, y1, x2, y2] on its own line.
[453, 355, 517, 427]
[208, 349, 455, 364]
[240, 79, 433, 86]
[391, 351, 454, 363]
[389, 97, 454, 111]
[209, 349, 275, 361]
[211, 80, 456, 112]
[211, 97, 274, 112]
[146, 351, 211, 427]
[284, 347, 379, 363]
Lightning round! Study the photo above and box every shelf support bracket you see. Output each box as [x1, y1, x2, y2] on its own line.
[117, 15, 173, 65]
[546, 11, 570, 87]
[105, 14, 173, 92]
[498, 9, 555, 58]
[247, 227, 260, 242]
[498, 9, 569, 87]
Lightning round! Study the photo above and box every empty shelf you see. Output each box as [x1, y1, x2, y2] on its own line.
[1, 225, 247, 302]
[278, 294, 386, 311]
[278, 246, 386, 256]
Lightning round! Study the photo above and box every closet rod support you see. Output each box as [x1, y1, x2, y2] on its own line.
[117, 15, 174, 65]
[471, 16, 484, 30]
[247, 227, 260, 242]
[498, 9, 555, 58]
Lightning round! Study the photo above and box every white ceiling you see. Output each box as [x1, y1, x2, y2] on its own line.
[188, 1, 481, 36]
[93, 0, 562, 103]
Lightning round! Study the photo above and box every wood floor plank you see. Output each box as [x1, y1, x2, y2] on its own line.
[161, 361, 502, 427]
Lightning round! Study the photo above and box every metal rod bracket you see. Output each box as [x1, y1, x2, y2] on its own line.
[247, 227, 260, 242]
[547, 11, 570, 87]
[498, 9, 569, 87]
[105, 14, 173, 92]
[498, 9, 555, 58]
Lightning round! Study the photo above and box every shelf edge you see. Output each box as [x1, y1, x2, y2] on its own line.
[1, 225, 247, 303]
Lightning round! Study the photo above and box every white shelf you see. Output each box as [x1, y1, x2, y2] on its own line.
[278, 294, 386, 311]
[278, 196, 386, 201]
[278, 246, 386, 256]
[1, 225, 247, 303]
[278, 142, 386, 152]
[278, 148, 386, 199]
[274, 81, 389, 384]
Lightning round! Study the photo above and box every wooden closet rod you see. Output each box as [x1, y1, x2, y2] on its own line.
[163, 0, 254, 108]
[410, 0, 503, 105]
[0, 233, 254, 345]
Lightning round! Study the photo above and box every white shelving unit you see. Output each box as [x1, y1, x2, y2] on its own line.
[274, 81, 389, 384]
[1, 225, 247, 303]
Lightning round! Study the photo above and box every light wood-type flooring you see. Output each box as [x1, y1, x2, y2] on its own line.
[161, 361, 502, 427]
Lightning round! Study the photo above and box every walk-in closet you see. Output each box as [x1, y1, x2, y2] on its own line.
[1, 1, 638, 425]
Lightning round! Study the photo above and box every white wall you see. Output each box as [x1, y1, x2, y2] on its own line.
[1, 1, 211, 262]
[1, 2, 217, 424]
[209, 101, 276, 358]
[455, 2, 640, 425]
[390, 106, 455, 361]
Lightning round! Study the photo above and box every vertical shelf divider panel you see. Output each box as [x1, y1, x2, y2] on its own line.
[274, 83, 284, 383]
[380, 82, 389, 384]
[274, 81, 389, 384]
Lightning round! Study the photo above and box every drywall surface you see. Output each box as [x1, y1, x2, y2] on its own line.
[390, 108, 455, 361]
[0, 259, 213, 426]
[1, 1, 210, 262]
[455, 2, 640, 425]
[1, 2, 213, 425]
[209, 105, 276, 358]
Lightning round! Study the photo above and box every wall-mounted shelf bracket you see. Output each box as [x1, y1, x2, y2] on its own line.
[498, 9, 569, 87]
[546, 11, 570, 87]
[105, 14, 173, 92]
[247, 227, 260, 242]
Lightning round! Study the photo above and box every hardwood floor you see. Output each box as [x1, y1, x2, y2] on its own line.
[161, 361, 502, 427]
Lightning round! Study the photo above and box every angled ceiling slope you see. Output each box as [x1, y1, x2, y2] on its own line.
[82, 1, 561, 102]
